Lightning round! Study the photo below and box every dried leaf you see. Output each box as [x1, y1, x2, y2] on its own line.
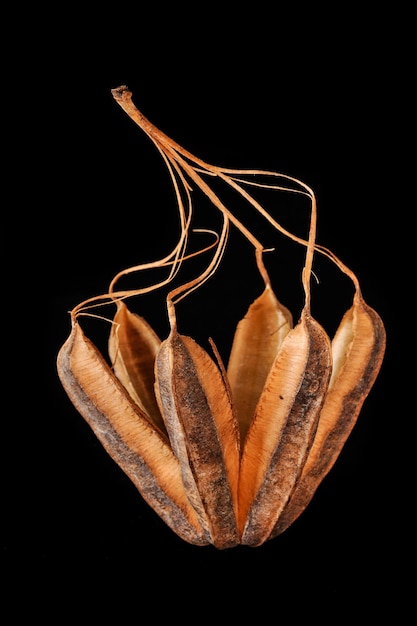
[57, 322, 208, 546]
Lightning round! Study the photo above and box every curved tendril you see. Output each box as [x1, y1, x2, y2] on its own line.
[111, 85, 361, 309]
[166, 215, 229, 330]
[70, 229, 221, 323]
[107, 150, 192, 297]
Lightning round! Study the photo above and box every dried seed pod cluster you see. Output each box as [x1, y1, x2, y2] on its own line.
[57, 86, 386, 548]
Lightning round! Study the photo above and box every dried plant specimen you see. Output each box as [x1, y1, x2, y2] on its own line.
[57, 86, 386, 548]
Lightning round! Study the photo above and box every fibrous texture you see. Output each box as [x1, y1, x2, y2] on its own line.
[57, 86, 386, 548]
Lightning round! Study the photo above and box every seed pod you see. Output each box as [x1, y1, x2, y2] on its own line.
[57, 321, 208, 546]
[270, 292, 386, 538]
[109, 301, 166, 435]
[227, 284, 293, 444]
[56, 86, 386, 549]
[155, 328, 240, 550]
[238, 307, 332, 547]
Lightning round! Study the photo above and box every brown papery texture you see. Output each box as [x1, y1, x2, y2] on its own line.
[155, 330, 240, 549]
[57, 322, 208, 546]
[55, 86, 386, 549]
[239, 309, 332, 546]
[109, 301, 166, 435]
[270, 294, 386, 538]
[227, 285, 293, 444]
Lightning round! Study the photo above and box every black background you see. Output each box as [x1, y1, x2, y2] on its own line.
[6, 6, 411, 621]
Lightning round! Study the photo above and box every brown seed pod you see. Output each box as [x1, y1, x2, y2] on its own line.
[155, 328, 240, 549]
[270, 290, 386, 538]
[57, 321, 208, 546]
[238, 308, 332, 546]
[109, 301, 166, 435]
[56, 85, 386, 548]
[227, 284, 293, 444]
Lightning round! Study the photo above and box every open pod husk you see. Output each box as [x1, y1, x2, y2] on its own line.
[57, 320, 208, 546]
[270, 289, 386, 539]
[155, 327, 240, 549]
[57, 86, 386, 548]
